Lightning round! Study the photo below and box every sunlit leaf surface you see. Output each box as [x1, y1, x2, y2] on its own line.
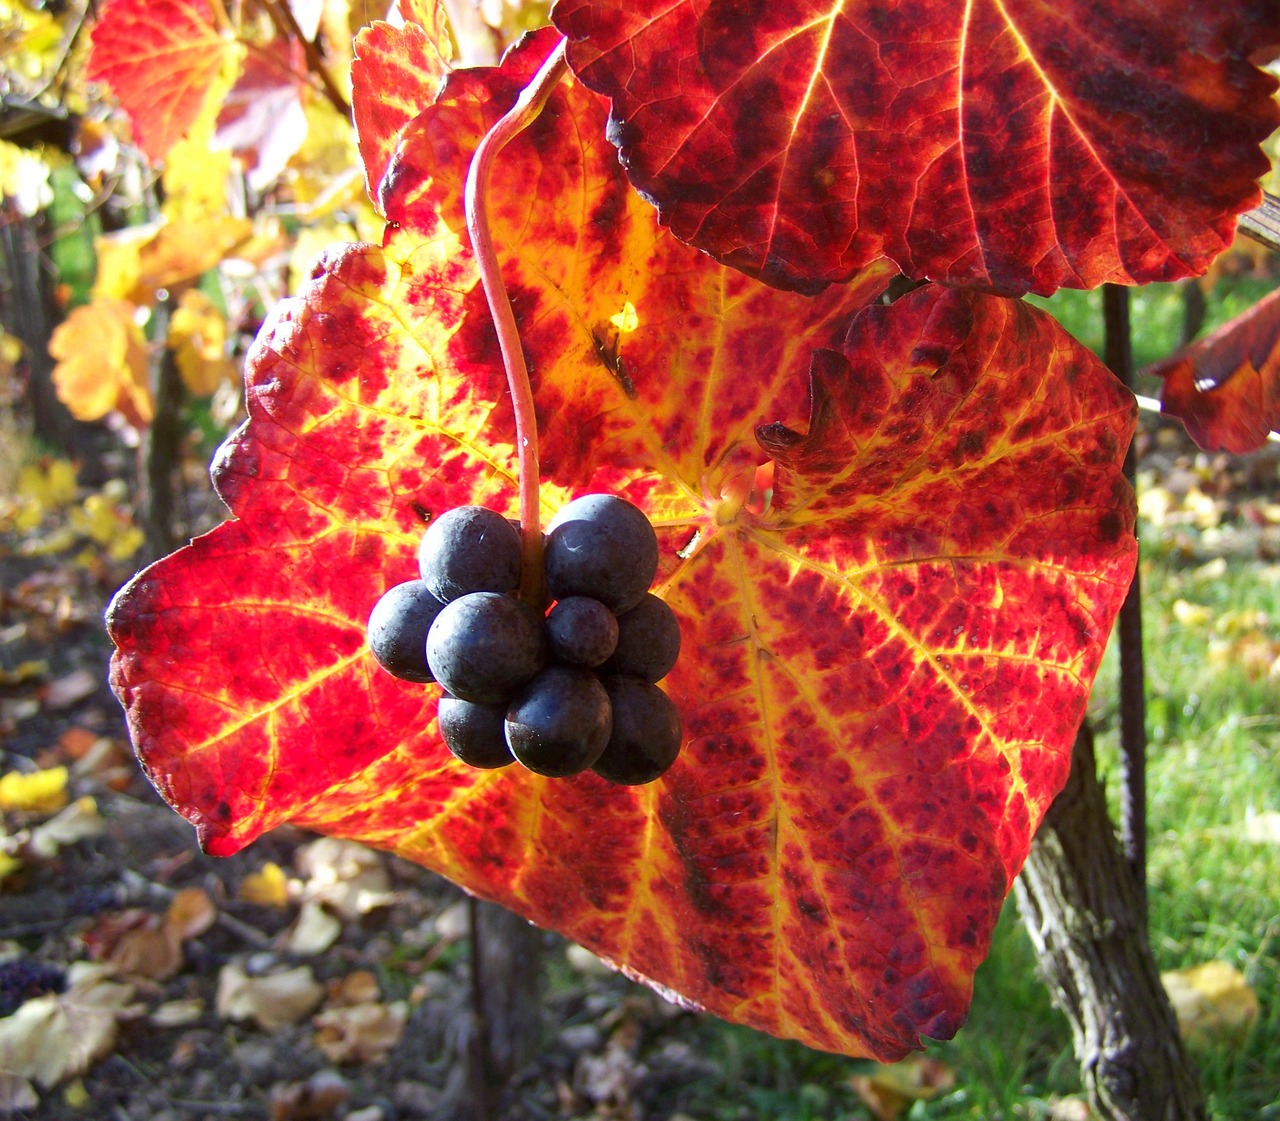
[108, 31, 1135, 1059]
[86, 0, 242, 163]
[351, 4, 453, 205]
[553, 1, 1280, 295]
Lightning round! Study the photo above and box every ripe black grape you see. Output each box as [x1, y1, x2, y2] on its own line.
[426, 592, 547, 704]
[609, 593, 681, 682]
[438, 695, 515, 769]
[591, 676, 683, 785]
[505, 666, 612, 777]
[544, 494, 658, 613]
[419, 505, 522, 602]
[0, 958, 67, 1017]
[366, 580, 446, 683]
[546, 596, 618, 667]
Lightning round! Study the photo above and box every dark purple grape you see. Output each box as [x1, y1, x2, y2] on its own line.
[367, 580, 446, 683]
[438, 695, 515, 769]
[419, 506, 522, 602]
[546, 596, 618, 667]
[426, 592, 546, 704]
[0, 959, 67, 1017]
[608, 593, 681, 682]
[544, 494, 658, 613]
[505, 666, 612, 777]
[591, 677, 683, 785]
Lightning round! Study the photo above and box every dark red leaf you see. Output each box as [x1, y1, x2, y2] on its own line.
[1152, 285, 1280, 453]
[553, 1, 1280, 295]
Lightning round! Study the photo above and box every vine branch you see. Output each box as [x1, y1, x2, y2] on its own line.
[1104, 284, 1147, 914]
[261, 0, 351, 119]
[463, 38, 569, 607]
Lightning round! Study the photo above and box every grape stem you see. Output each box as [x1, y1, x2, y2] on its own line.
[464, 37, 569, 608]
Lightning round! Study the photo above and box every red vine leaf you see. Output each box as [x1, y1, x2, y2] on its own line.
[552, 1, 1280, 296]
[351, 6, 453, 204]
[1151, 285, 1280, 453]
[108, 31, 1135, 1059]
[86, 0, 241, 163]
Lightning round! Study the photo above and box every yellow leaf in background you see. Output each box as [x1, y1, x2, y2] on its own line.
[91, 226, 149, 303]
[69, 492, 143, 560]
[239, 861, 290, 908]
[168, 290, 237, 395]
[1172, 600, 1214, 628]
[0, 765, 68, 814]
[0, 1, 62, 83]
[1161, 961, 1259, 1048]
[288, 92, 367, 217]
[0, 138, 52, 216]
[1, 329, 24, 378]
[0, 849, 21, 881]
[95, 216, 250, 307]
[318, 0, 357, 97]
[17, 458, 78, 510]
[0, 660, 47, 686]
[48, 300, 152, 426]
[288, 220, 358, 295]
[143, 217, 253, 298]
[162, 133, 233, 224]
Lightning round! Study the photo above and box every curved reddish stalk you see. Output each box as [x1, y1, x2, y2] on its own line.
[464, 38, 569, 607]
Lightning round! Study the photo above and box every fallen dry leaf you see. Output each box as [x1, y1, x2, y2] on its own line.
[284, 899, 342, 956]
[148, 998, 205, 1028]
[87, 912, 182, 982]
[850, 1056, 957, 1121]
[26, 797, 105, 860]
[216, 962, 324, 1031]
[0, 964, 139, 1089]
[39, 669, 101, 712]
[0, 1073, 39, 1114]
[166, 888, 216, 940]
[1161, 961, 1260, 1048]
[312, 1000, 408, 1065]
[295, 838, 394, 920]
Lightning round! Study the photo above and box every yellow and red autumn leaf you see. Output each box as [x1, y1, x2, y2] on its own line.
[86, 0, 242, 164]
[552, 1, 1280, 296]
[107, 31, 1135, 1059]
[351, 2, 454, 204]
[1151, 285, 1280, 453]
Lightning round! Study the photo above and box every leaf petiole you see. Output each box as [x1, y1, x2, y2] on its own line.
[463, 37, 569, 609]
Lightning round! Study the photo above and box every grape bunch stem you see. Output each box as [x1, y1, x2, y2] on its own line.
[463, 37, 569, 609]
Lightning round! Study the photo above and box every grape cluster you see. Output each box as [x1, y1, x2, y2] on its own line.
[367, 496, 682, 785]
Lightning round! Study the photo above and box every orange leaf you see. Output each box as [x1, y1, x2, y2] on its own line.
[553, 2, 1280, 295]
[86, 0, 242, 164]
[49, 299, 152, 427]
[108, 30, 1134, 1059]
[168, 290, 237, 396]
[1152, 284, 1280, 453]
